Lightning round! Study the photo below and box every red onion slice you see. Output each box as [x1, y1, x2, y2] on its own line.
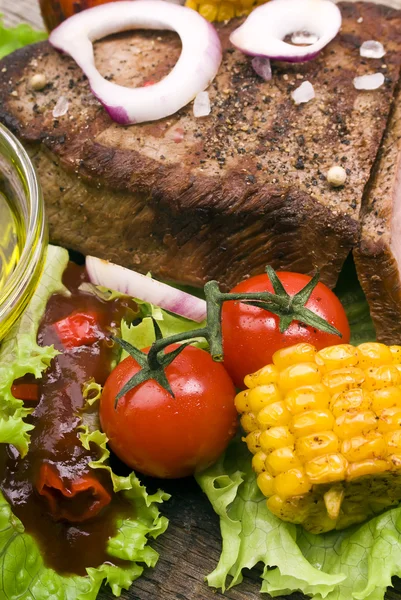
[49, 1, 222, 125]
[86, 256, 207, 322]
[230, 0, 342, 63]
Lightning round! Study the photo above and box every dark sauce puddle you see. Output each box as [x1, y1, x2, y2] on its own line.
[0, 263, 139, 576]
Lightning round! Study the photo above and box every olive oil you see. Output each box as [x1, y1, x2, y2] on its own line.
[0, 192, 22, 290]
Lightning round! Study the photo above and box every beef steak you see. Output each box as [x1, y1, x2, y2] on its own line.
[354, 83, 401, 343]
[1, 2, 401, 289]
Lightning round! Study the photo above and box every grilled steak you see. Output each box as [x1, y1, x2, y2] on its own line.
[0, 2, 401, 289]
[354, 84, 401, 343]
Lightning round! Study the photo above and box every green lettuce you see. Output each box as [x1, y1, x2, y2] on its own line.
[0, 427, 168, 600]
[0, 245, 168, 599]
[0, 245, 69, 455]
[0, 15, 47, 59]
[121, 306, 207, 355]
[334, 257, 376, 345]
[197, 439, 401, 600]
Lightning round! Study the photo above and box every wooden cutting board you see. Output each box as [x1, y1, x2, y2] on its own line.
[3, 2, 401, 599]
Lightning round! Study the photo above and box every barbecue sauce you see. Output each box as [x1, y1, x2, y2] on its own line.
[0, 263, 139, 575]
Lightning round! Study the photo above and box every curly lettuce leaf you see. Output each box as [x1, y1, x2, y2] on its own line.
[0, 245, 69, 455]
[197, 441, 401, 600]
[0, 15, 47, 59]
[0, 427, 168, 600]
[196, 440, 344, 599]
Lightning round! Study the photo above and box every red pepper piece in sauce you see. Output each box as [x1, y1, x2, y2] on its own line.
[11, 382, 39, 402]
[53, 311, 101, 348]
[37, 463, 111, 522]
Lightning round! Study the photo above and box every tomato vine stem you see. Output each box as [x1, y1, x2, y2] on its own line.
[113, 266, 342, 403]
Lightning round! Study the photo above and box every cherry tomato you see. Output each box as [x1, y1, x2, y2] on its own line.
[100, 345, 237, 479]
[222, 272, 350, 389]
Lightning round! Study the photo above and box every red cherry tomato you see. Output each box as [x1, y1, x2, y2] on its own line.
[100, 345, 237, 479]
[222, 272, 350, 389]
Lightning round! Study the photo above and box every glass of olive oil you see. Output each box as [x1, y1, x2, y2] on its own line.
[0, 124, 47, 340]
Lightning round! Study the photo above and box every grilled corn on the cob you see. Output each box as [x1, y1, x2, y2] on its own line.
[185, 0, 268, 22]
[236, 342, 401, 533]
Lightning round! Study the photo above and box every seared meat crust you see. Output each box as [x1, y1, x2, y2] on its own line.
[1, 3, 401, 289]
[354, 83, 401, 343]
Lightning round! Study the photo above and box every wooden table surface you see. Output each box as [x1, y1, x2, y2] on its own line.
[2, 2, 401, 600]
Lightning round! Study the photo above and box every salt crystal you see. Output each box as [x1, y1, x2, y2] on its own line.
[53, 96, 69, 118]
[193, 91, 211, 118]
[291, 81, 315, 105]
[353, 72, 385, 91]
[360, 40, 386, 59]
[251, 57, 272, 82]
[291, 31, 319, 45]
[357, 16, 363, 23]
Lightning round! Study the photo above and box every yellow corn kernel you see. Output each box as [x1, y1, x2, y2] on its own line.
[267, 494, 310, 524]
[285, 384, 330, 414]
[290, 410, 335, 438]
[324, 485, 344, 520]
[330, 388, 372, 417]
[334, 411, 377, 439]
[273, 343, 316, 370]
[315, 344, 360, 372]
[252, 451, 267, 474]
[322, 367, 365, 395]
[235, 390, 250, 413]
[371, 387, 401, 414]
[244, 430, 261, 454]
[199, 2, 218, 20]
[346, 459, 389, 481]
[378, 407, 401, 433]
[266, 446, 302, 475]
[274, 469, 312, 498]
[240, 412, 259, 433]
[185, 0, 197, 8]
[357, 343, 393, 369]
[217, 1, 235, 19]
[266, 495, 287, 519]
[248, 384, 281, 413]
[390, 346, 401, 364]
[257, 401, 291, 429]
[384, 430, 401, 451]
[388, 454, 401, 470]
[244, 364, 279, 389]
[259, 426, 295, 454]
[364, 365, 401, 391]
[296, 431, 339, 463]
[257, 471, 275, 497]
[305, 453, 348, 484]
[279, 362, 321, 394]
[341, 432, 387, 462]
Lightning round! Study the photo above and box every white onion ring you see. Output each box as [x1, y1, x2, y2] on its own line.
[230, 0, 342, 63]
[86, 256, 207, 322]
[49, 1, 222, 124]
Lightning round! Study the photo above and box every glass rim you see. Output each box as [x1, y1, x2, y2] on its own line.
[0, 123, 46, 325]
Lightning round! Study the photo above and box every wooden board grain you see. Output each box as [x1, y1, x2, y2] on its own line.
[3, 1, 401, 599]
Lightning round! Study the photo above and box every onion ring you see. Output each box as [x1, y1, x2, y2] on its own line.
[49, 1, 222, 124]
[230, 0, 342, 63]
